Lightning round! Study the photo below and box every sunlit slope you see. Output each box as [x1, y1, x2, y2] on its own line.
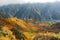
[0, 17, 38, 40]
[0, 27, 16, 40]
[7, 17, 31, 31]
[0, 17, 60, 40]
[0, 17, 38, 32]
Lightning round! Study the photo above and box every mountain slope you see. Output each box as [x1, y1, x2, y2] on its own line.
[0, 2, 60, 21]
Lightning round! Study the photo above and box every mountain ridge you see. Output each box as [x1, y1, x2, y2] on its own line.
[0, 2, 60, 21]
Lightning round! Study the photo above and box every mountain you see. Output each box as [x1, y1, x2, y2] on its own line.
[0, 2, 60, 21]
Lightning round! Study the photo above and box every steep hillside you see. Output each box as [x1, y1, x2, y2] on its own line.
[0, 17, 60, 40]
[0, 2, 60, 21]
[0, 17, 37, 40]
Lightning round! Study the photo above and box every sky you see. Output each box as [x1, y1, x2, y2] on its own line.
[0, 0, 60, 6]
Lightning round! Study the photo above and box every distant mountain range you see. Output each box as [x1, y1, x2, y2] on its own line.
[0, 2, 60, 21]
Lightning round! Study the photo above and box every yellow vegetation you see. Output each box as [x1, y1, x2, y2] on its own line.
[0, 17, 60, 40]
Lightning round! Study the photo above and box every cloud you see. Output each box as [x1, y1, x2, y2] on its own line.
[0, 0, 60, 6]
[0, 0, 24, 6]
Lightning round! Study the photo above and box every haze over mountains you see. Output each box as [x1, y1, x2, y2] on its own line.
[0, 2, 60, 21]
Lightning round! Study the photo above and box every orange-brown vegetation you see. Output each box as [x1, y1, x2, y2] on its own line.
[0, 17, 60, 40]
